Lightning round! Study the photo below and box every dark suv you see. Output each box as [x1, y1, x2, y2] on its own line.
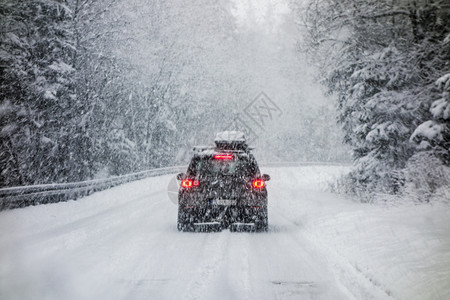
[177, 131, 270, 232]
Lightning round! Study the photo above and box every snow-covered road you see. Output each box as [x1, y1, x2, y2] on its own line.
[1, 166, 449, 300]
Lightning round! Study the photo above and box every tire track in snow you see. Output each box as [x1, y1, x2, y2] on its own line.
[206, 233, 252, 300]
[270, 206, 394, 300]
[183, 232, 231, 300]
[252, 208, 338, 300]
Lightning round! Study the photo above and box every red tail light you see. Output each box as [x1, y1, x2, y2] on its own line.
[252, 179, 265, 189]
[214, 154, 233, 160]
[181, 179, 200, 188]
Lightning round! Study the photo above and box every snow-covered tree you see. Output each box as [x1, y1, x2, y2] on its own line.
[0, 0, 83, 186]
[411, 73, 450, 163]
[297, 0, 450, 198]
[404, 72, 450, 202]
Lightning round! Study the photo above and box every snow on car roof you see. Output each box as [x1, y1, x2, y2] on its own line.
[214, 131, 246, 142]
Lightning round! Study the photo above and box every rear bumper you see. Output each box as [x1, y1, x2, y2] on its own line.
[178, 205, 267, 231]
[179, 194, 267, 208]
[191, 222, 258, 232]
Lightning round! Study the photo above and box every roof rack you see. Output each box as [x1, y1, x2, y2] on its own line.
[193, 131, 254, 154]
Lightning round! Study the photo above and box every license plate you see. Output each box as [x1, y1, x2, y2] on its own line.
[212, 199, 237, 206]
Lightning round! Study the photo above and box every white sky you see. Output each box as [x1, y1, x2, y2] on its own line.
[230, 0, 290, 34]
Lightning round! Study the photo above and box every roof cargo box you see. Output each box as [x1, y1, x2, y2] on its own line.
[214, 131, 248, 151]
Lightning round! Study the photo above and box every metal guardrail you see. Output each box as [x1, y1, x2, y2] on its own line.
[0, 165, 186, 211]
[0, 162, 351, 211]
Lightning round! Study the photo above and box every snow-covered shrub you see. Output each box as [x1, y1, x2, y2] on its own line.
[401, 152, 450, 203]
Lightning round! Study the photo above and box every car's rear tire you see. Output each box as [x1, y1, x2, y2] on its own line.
[177, 208, 195, 232]
[256, 210, 268, 232]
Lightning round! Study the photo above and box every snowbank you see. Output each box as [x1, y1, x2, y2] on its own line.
[265, 166, 450, 299]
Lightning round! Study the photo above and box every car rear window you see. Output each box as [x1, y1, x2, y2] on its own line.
[188, 156, 259, 178]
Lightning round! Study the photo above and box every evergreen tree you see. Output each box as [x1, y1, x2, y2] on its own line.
[298, 0, 450, 198]
[0, 0, 85, 186]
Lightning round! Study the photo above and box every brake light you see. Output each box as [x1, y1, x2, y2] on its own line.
[181, 179, 200, 188]
[252, 179, 265, 188]
[214, 154, 233, 160]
